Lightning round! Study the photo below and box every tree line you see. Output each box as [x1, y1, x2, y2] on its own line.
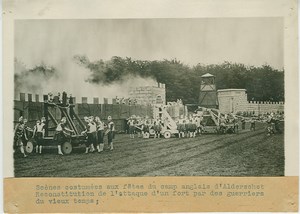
[14, 56, 284, 104]
[74, 56, 284, 104]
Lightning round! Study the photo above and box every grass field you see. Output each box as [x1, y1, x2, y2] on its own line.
[14, 123, 284, 177]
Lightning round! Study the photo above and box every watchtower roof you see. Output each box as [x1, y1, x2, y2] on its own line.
[201, 73, 214, 78]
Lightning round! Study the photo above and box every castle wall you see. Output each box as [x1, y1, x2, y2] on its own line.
[217, 89, 284, 115]
[14, 93, 152, 132]
[129, 83, 166, 105]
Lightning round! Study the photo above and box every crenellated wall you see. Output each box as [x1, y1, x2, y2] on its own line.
[217, 89, 284, 115]
[14, 92, 153, 132]
[244, 101, 284, 115]
[13, 91, 181, 132]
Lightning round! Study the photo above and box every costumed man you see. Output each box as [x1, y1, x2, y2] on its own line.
[195, 115, 202, 136]
[82, 116, 97, 153]
[90, 116, 97, 152]
[135, 116, 143, 138]
[95, 116, 105, 152]
[127, 116, 135, 139]
[233, 116, 239, 133]
[176, 118, 181, 138]
[23, 118, 34, 151]
[250, 117, 256, 131]
[191, 116, 197, 137]
[13, 116, 27, 158]
[241, 118, 246, 130]
[143, 117, 150, 138]
[33, 117, 45, 154]
[153, 117, 162, 138]
[54, 117, 74, 155]
[219, 116, 227, 134]
[266, 114, 276, 136]
[186, 118, 193, 138]
[107, 116, 115, 151]
[177, 115, 185, 138]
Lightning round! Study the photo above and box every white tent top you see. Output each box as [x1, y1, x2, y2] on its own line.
[201, 73, 214, 78]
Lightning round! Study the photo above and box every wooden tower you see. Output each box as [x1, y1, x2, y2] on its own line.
[199, 73, 218, 109]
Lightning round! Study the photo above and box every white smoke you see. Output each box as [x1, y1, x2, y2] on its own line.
[14, 58, 158, 99]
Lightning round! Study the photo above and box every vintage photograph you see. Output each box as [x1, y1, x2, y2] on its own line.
[13, 18, 285, 177]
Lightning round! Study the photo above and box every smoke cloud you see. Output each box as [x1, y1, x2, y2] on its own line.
[14, 57, 158, 99]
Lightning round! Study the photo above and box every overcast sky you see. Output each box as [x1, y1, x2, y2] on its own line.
[15, 18, 283, 70]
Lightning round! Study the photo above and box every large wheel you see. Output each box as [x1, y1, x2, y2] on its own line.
[149, 129, 155, 135]
[62, 142, 72, 154]
[143, 132, 150, 138]
[25, 141, 34, 154]
[163, 131, 171, 139]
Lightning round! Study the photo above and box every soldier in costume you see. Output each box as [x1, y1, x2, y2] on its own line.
[54, 117, 74, 155]
[33, 117, 45, 154]
[153, 118, 162, 138]
[142, 117, 150, 138]
[195, 116, 202, 135]
[127, 116, 135, 139]
[13, 116, 27, 158]
[82, 116, 97, 153]
[107, 116, 115, 150]
[177, 116, 185, 138]
[250, 117, 256, 131]
[135, 116, 143, 138]
[95, 116, 105, 152]
[90, 116, 97, 152]
[186, 118, 193, 138]
[191, 117, 197, 137]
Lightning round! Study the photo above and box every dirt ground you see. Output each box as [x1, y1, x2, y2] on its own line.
[14, 123, 284, 177]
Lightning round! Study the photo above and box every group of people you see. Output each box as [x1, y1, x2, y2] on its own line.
[127, 116, 164, 139]
[13, 115, 115, 157]
[265, 113, 284, 136]
[176, 115, 203, 138]
[126, 114, 204, 139]
[81, 115, 115, 153]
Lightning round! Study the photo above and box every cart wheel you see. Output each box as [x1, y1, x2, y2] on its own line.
[25, 141, 34, 154]
[149, 129, 155, 135]
[164, 131, 171, 139]
[62, 142, 72, 154]
[143, 132, 150, 138]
